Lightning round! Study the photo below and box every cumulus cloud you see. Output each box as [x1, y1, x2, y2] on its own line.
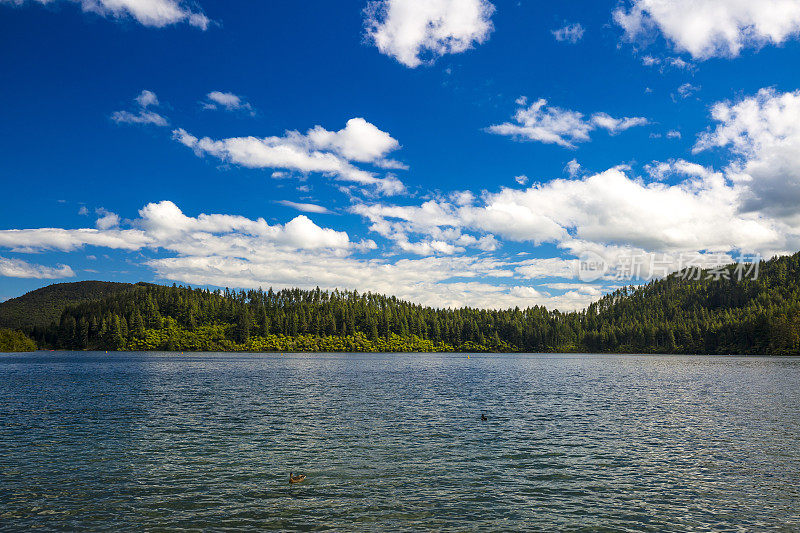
[136, 200, 356, 251]
[364, 0, 495, 67]
[111, 89, 168, 126]
[95, 208, 120, 230]
[695, 88, 800, 222]
[475, 169, 791, 253]
[0, 201, 359, 254]
[202, 91, 254, 114]
[552, 22, 584, 44]
[487, 99, 648, 148]
[354, 164, 798, 258]
[351, 200, 501, 255]
[0, 200, 595, 310]
[2, 0, 210, 29]
[307, 118, 401, 164]
[172, 117, 406, 195]
[0, 256, 74, 279]
[615, 0, 800, 59]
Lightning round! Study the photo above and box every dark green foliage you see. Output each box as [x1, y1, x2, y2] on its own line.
[0, 329, 37, 352]
[581, 253, 800, 355]
[17, 252, 800, 354]
[0, 281, 133, 330]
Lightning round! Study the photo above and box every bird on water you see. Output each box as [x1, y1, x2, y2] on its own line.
[289, 472, 306, 484]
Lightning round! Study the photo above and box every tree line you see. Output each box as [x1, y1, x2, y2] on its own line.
[26, 252, 800, 354]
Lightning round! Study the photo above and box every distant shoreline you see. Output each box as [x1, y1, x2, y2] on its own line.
[6, 349, 788, 357]
[4, 254, 800, 357]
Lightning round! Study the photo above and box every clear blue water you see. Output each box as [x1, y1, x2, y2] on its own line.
[1, 352, 799, 531]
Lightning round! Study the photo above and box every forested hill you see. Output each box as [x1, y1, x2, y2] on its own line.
[584, 252, 800, 354]
[0, 281, 134, 330]
[12, 252, 798, 354]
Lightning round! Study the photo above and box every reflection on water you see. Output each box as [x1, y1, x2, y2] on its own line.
[1, 352, 799, 530]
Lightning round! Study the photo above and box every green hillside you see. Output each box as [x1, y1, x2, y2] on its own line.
[0, 329, 36, 352]
[0, 281, 134, 330]
[583, 253, 800, 354]
[19, 252, 800, 354]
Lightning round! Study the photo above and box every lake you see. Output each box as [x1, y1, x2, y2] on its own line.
[0, 352, 798, 531]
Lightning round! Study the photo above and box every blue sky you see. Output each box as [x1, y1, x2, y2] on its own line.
[2, 0, 800, 309]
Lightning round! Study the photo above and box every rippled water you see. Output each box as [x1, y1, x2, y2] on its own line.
[1, 352, 799, 531]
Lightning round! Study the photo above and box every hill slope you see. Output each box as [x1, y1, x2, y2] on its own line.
[0, 329, 36, 352]
[584, 252, 800, 354]
[21, 252, 800, 354]
[0, 281, 134, 330]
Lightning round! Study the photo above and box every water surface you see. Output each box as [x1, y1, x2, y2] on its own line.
[1, 352, 798, 531]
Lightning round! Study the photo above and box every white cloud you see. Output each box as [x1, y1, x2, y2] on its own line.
[135, 200, 354, 251]
[449, 190, 475, 206]
[112, 109, 167, 126]
[675, 82, 701, 100]
[469, 168, 789, 253]
[0, 200, 595, 310]
[615, 0, 800, 59]
[354, 163, 798, 259]
[364, 0, 495, 67]
[277, 200, 333, 214]
[488, 99, 590, 148]
[544, 282, 603, 294]
[552, 22, 584, 44]
[488, 98, 648, 148]
[514, 257, 579, 279]
[111, 89, 168, 126]
[95, 208, 120, 230]
[0, 228, 151, 253]
[666, 130, 682, 139]
[351, 200, 496, 255]
[0, 256, 74, 279]
[135, 89, 159, 107]
[203, 91, 254, 114]
[591, 113, 649, 135]
[0, 201, 358, 254]
[644, 158, 713, 181]
[514, 175, 528, 185]
[565, 159, 581, 178]
[695, 88, 800, 222]
[641, 55, 692, 70]
[172, 117, 406, 195]
[306, 118, 401, 164]
[2, 0, 210, 29]
[6, 162, 793, 310]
